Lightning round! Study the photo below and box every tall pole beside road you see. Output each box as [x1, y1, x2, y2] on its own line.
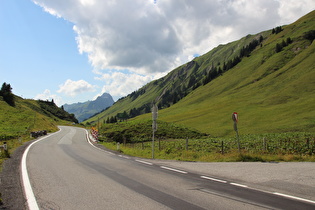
[152, 104, 158, 159]
[232, 112, 241, 153]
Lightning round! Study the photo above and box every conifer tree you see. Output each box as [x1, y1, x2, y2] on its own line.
[0, 83, 15, 106]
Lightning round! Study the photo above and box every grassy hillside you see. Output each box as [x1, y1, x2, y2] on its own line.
[0, 95, 78, 140]
[158, 41, 315, 136]
[87, 11, 315, 137]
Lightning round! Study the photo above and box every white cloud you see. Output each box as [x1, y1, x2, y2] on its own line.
[32, 0, 315, 100]
[95, 70, 152, 100]
[33, 0, 315, 74]
[57, 79, 96, 96]
[34, 89, 63, 106]
[278, 0, 315, 24]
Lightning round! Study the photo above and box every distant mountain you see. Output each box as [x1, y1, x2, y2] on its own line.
[63, 93, 114, 122]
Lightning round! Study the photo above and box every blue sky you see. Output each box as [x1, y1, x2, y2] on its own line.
[1, 0, 314, 106]
[0, 0, 96, 104]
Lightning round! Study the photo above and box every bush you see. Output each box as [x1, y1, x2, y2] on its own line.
[304, 30, 315, 41]
[237, 154, 265, 162]
[0, 148, 10, 158]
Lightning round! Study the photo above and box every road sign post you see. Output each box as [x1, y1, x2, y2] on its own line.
[232, 112, 241, 153]
[152, 104, 158, 159]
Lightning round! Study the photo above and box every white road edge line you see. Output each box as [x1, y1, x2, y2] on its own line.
[273, 192, 315, 204]
[135, 159, 153, 165]
[160, 166, 188, 174]
[21, 140, 41, 210]
[21, 129, 61, 210]
[230, 183, 248, 188]
[200, 175, 227, 183]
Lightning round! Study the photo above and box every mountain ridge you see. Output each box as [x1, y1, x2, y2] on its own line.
[63, 92, 114, 122]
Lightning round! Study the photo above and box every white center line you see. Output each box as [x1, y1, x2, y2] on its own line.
[273, 192, 315, 204]
[118, 155, 130, 159]
[201, 175, 227, 183]
[230, 183, 248, 188]
[160, 166, 188, 174]
[135, 159, 153, 165]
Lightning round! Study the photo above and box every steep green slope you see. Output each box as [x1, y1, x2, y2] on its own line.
[85, 32, 268, 124]
[87, 10, 315, 136]
[158, 38, 315, 136]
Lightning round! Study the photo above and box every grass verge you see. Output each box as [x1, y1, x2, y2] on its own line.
[99, 132, 315, 162]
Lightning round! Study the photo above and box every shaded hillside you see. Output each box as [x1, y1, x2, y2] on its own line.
[86, 11, 315, 136]
[37, 100, 78, 123]
[63, 93, 114, 122]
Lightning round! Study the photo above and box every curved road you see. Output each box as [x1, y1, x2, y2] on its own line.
[24, 126, 315, 209]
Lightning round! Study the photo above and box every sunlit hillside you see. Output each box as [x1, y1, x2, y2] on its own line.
[0, 95, 77, 140]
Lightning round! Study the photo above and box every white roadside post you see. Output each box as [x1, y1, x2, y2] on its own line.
[3, 142, 7, 151]
[152, 104, 158, 159]
[232, 112, 241, 153]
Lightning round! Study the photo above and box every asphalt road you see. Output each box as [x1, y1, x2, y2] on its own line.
[24, 126, 315, 209]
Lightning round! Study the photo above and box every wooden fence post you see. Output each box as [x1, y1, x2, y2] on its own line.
[221, 141, 224, 154]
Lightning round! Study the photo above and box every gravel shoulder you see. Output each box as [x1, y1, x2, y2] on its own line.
[0, 140, 35, 209]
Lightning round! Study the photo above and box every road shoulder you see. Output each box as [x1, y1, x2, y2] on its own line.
[0, 140, 35, 209]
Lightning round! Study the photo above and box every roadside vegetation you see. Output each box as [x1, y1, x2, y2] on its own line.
[99, 121, 315, 162]
[98, 120, 205, 143]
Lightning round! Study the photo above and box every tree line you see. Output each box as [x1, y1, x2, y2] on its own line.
[202, 35, 264, 86]
[275, 37, 292, 53]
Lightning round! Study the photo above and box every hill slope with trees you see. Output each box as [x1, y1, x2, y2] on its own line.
[85, 10, 315, 136]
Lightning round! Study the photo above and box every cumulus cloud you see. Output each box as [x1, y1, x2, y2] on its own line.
[95, 70, 152, 100]
[57, 79, 96, 96]
[33, 0, 315, 74]
[278, 0, 315, 24]
[34, 89, 63, 106]
[32, 0, 315, 99]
